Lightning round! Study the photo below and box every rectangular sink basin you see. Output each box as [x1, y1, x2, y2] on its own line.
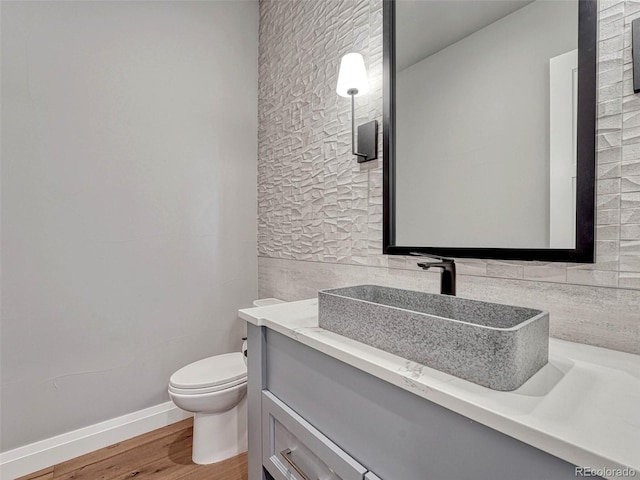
[318, 285, 549, 391]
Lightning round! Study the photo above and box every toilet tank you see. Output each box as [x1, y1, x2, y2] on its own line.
[245, 299, 284, 364]
[253, 298, 285, 307]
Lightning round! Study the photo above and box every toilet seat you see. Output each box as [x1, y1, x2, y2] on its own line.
[168, 376, 247, 395]
[169, 352, 247, 394]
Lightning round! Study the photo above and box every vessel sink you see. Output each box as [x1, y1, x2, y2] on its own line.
[318, 285, 549, 391]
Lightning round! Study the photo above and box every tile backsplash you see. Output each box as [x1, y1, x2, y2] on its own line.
[257, 0, 640, 354]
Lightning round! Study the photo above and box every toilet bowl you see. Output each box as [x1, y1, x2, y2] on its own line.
[168, 352, 248, 464]
[168, 298, 284, 465]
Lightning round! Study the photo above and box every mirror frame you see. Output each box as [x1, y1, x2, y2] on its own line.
[383, 0, 597, 262]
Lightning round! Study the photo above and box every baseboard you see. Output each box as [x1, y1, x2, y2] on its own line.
[0, 402, 191, 480]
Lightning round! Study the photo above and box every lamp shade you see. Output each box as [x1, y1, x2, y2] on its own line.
[336, 52, 369, 97]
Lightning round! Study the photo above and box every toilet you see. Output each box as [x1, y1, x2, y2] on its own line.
[168, 298, 284, 465]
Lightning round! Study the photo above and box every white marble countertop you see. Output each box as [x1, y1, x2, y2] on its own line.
[239, 298, 640, 479]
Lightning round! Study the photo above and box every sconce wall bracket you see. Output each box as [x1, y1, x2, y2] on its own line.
[356, 120, 378, 163]
[349, 92, 378, 163]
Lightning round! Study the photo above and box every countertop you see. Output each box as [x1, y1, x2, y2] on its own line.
[239, 298, 640, 479]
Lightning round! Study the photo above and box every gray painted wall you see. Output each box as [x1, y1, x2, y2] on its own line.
[1, 0, 258, 451]
[396, 0, 577, 248]
[256, 0, 640, 355]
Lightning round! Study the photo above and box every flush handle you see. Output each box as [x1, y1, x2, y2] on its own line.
[279, 448, 313, 480]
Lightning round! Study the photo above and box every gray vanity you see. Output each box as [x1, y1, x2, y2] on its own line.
[238, 297, 638, 480]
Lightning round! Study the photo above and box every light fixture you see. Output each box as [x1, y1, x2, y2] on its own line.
[337, 52, 378, 162]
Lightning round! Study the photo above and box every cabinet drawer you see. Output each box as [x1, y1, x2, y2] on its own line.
[262, 391, 367, 480]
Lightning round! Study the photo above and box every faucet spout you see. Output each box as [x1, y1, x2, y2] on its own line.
[412, 252, 456, 296]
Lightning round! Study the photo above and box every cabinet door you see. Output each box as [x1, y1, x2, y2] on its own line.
[262, 391, 367, 480]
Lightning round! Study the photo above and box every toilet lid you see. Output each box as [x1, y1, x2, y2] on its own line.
[169, 352, 247, 389]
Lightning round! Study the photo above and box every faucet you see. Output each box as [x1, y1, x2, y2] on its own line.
[411, 252, 456, 296]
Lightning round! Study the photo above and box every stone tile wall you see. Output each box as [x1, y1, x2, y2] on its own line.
[257, 0, 640, 354]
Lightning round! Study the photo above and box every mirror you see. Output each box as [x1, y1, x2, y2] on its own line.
[383, 0, 596, 262]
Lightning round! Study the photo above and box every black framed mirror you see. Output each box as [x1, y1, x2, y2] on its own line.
[383, 0, 597, 262]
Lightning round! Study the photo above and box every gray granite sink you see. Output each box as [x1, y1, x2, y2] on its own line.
[318, 285, 549, 391]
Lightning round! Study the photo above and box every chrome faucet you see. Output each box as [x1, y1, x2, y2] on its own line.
[411, 252, 456, 296]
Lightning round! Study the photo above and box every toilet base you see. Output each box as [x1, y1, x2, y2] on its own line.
[192, 394, 248, 465]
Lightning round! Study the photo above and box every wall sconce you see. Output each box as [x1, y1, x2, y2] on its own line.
[337, 52, 378, 162]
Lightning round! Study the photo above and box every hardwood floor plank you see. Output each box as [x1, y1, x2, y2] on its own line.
[19, 418, 247, 480]
[53, 424, 193, 479]
[51, 418, 194, 479]
[174, 453, 248, 480]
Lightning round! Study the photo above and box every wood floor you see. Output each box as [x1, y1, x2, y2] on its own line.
[16, 418, 247, 480]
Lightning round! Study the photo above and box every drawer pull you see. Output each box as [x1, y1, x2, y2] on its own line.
[280, 448, 313, 480]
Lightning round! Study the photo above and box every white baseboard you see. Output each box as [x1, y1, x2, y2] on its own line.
[0, 402, 191, 480]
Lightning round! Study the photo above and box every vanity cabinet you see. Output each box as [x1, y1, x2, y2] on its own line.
[262, 391, 369, 480]
[246, 323, 600, 480]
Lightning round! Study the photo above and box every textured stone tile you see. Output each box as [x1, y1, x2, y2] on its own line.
[622, 110, 640, 129]
[600, 36, 624, 60]
[600, 0, 624, 12]
[386, 255, 413, 270]
[623, 25, 633, 50]
[623, 45, 633, 65]
[626, 1, 640, 14]
[597, 177, 621, 195]
[599, 52, 624, 75]
[622, 126, 640, 145]
[597, 208, 620, 225]
[598, 162, 621, 179]
[620, 239, 640, 254]
[500, 277, 640, 354]
[621, 223, 640, 239]
[619, 272, 640, 289]
[622, 160, 640, 176]
[622, 175, 640, 192]
[597, 193, 621, 209]
[622, 191, 640, 208]
[455, 258, 488, 276]
[620, 255, 640, 272]
[621, 208, 640, 223]
[623, 93, 640, 113]
[596, 224, 620, 241]
[599, 99, 623, 117]
[583, 255, 619, 272]
[600, 1, 624, 24]
[599, 81, 624, 102]
[600, 17, 625, 42]
[522, 264, 567, 283]
[597, 146, 622, 164]
[596, 239, 620, 257]
[623, 75, 637, 97]
[258, 0, 383, 264]
[622, 58, 633, 81]
[597, 131, 622, 150]
[600, 113, 623, 132]
[566, 268, 619, 287]
[486, 262, 524, 279]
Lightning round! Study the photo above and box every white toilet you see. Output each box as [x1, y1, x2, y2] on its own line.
[168, 298, 284, 465]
